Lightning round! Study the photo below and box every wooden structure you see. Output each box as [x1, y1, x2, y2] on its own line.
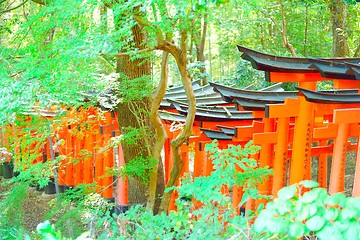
[2, 46, 360, 213]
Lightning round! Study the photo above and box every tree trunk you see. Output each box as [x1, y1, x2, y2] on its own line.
[146, 52, 169, 213]
[194, 14, 208, 85]
[157, 34, 196, 212]
[329, 0, 349, 57]
[116, 23, 164, 207]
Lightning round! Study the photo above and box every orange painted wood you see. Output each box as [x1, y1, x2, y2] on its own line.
[102, 147, 114, 199]
[333, 108, 360, 124]
[233, 121, 264, 142]
[95, 127, 104, 192]
[313, 124, 338, 139]
[57, 129, 67, 186]
[83, 129, 94, 184]
[180, 143, 190, 178]
[99, 111, 118, 199]
[164, 137, 172, 184]
[253, 132, 277, 145]
[102, 147, 115, 198]
[231, 185, 243, 210]
[65, 126, 75, 187]
[74, 130, 84, 186]
[245, 198, 255, 212]
[352, 135, 360, 197]
[318, 140, 329, 189]
[194, 142, 207, 178]
[272, 117, 290, 196]
[267, 72, 332, 83]
[117, 144, 128, 205]
[313, 103, 360, 117]
[290, 95, 314, 184]
[266, 98, 300, 119]
[164, 124, 174, 184]
[256, 118, 275, 201]
[333, 80, 360, 89]
[168, 190, 178, 212]
[314, 122, 360, 139]
[329, 123, 349, 194]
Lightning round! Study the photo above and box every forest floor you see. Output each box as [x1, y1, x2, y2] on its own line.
[0, 178, 53, 235]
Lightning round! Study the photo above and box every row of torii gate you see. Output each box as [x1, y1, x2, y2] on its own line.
[2, 45, 360, 212]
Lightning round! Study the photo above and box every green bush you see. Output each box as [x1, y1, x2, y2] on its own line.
[253, 180, 360, 240]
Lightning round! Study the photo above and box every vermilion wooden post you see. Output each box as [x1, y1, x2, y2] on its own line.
[168, 190, 179, 212]
[163, 124, 175, 184]
[353, 135, 360, 197]
[83, 128, 94, 184]
[74, 125, 84, 186]
[329, 123, 349, 194]
[253, 131, 277, 208]
[101, 111, 116, 199]
[245, 198, 255, 212]
[65, 125, 75, 188]
[257, 118, 275, 194]
[203, 144, 213, 176]
[272, 117, 290, 196]
[200, 142, 211, 176]
[95, 126, 104, 193]
[231, 185, 243, 211]
[194, 141, 207, 178]
[116, 144, 129, 212]
[57, 128, 67, 190]
[318, 140, 329, 189]
[290, 82, 316, 184]
[180, 143, 190, 179]
[328, 108, 360, 194]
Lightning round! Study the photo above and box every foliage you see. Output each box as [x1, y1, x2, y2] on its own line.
[82, 140, 272, 239]
[36, 220, 91, 240]
[0, 181, 29, 239]
[188, 61, 210, 82]
[45, 185, 113, 239]
[253, 180, 360, 240]
[221, 60, 267, 89]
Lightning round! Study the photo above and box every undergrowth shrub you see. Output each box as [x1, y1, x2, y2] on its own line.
[0, 181, 29, 239]
[36, 141, 360, 239]
[92, 140, 272, 239]
[45, 184, 113, 239]
[253, 181, 360, 240]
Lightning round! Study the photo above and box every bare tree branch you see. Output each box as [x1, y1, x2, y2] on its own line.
[1, 0, 28, 14]
[134, 14, 165, 46]
[279, 0, 296, 56]
[354, 42, 360, 57]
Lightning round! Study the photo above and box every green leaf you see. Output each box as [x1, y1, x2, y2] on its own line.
[325, 193, 347, 207]
[278, 185, 297, 200]
[317, 226, 337, 239]
[306, 216, 325, 231]
[324, 208, 339, 221]
[267, 218, 288, 235]
[288, 222, 305, 238]
[344, 224, 360, 240]
[301, 188, 324, 203]
[300, 180, 319, 189]
[274, 199, 293, 215]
